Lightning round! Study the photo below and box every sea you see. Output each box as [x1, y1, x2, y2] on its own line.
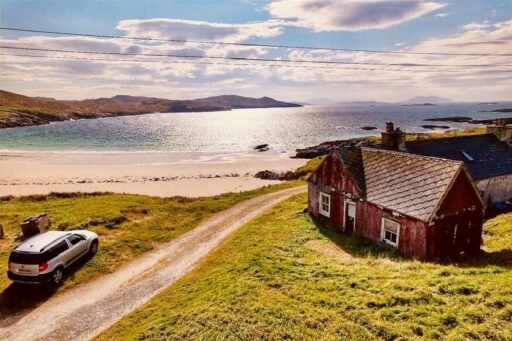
[0, 103, 511, 153]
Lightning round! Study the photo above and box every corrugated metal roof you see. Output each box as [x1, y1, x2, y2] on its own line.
[405, 134, 512, 180]
[360, 148, 463, 222]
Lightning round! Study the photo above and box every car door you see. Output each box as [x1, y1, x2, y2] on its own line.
[67, 234, 88, 262]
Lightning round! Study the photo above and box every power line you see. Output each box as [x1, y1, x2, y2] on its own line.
[2, 53, 511, 74]
[1, 26, 511, 57]
[1, 45, 511, 68]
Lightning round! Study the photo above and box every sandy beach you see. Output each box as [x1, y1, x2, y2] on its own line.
[0, 150, 305, 197]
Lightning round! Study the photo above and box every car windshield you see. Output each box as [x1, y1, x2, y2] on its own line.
[8, 251, 48, 264]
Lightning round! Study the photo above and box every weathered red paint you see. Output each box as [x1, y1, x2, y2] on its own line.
[308, 152, 485, 260]
[427, 171, 484, 259]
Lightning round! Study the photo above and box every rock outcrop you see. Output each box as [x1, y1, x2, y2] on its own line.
[294, 137, 378, 159]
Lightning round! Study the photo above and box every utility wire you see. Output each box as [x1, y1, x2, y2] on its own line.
[2, 53, 511, 74]
[1, 45, 511, 68]
[4, 53, 512, 73]
[1, 26, 511, 57]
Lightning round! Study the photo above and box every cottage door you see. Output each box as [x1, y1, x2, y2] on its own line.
[344, 201, 356, 233]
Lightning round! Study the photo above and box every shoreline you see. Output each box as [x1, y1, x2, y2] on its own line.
[0, 150, 304, 197]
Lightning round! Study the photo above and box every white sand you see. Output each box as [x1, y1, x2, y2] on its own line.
[0, 150, 305, 197]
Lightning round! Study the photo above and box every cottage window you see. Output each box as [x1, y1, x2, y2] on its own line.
[382, 218, 400, 246]
[319, 193, 331, 217]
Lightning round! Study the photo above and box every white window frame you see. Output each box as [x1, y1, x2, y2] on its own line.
[343, 200, 356, 230]
[319, 192, 331, 217]
[381, 218, 400, 247]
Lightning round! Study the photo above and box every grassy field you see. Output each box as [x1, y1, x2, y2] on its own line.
[100, 194, 512, 340]
[367, 127, 487, 143]
[295, 156, 325, 178]
[0, 182, 300, 318]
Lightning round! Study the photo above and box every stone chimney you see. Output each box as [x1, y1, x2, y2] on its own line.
[487, 119, 512, 142]
[381, 121, 406, 151]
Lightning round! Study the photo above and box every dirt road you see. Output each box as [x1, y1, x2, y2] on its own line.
[0, 186, 306, 341]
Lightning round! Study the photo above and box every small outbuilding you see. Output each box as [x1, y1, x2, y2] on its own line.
[308, 147, 485, 260]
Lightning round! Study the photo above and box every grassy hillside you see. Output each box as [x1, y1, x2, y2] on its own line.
[0, 90, 301, 128]
[295, 155, 325, 178]
[366, 127, 487, 143]
[0, 182, 299, 319]
[100, 194, 512, 340]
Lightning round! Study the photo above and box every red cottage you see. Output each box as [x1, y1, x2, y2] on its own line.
[308, 147, 485, 260]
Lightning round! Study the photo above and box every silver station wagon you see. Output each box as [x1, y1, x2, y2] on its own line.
[8, 230, 99, 285]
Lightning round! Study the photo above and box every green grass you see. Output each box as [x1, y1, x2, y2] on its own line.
[295, 156, 325, 178]
[0, 182, 300, 318]
[367, 127, 488, 143]
[99, 194, 512, 340]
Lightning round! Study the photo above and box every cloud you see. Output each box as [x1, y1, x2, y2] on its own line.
[435, 13, 448, 18]
[267, 0, 446, 31]
[1, 16, 511, 102]
[116, 18, 284, 42]
[414, 20, 512, 52]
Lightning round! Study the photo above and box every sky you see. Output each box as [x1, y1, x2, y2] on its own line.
[0, 0, 511, 102]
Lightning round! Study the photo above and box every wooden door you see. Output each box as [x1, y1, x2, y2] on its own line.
[344, 201, 356, 233]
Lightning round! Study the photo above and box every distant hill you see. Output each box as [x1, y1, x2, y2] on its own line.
[0, 90, 301, 129]
[399, 96, 453, 104]
[193, 95, 300, 109]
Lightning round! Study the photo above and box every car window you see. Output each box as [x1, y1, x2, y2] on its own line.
[68, 234, 83, 245]
[9, 251, 45, 264]
[46, 241, 70, 260]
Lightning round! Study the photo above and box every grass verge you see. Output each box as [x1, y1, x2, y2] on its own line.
[0, 181, 301, 319]
[99, 194, 512, 340]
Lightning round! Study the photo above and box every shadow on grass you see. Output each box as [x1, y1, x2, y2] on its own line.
[311, 217, 401, 260]
[310, 216, 512, 268]
[0, 254, 94, 327]
[466, 249, 512, 269]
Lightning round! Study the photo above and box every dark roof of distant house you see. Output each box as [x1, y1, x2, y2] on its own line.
[405, 134, 512, 180]
[360, 148, 466, 222]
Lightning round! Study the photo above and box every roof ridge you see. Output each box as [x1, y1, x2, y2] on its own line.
[361, 146, 464, 165]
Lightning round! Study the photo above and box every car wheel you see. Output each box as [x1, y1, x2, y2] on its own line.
[51, 267, 64, 285]
[89, 240, 98, 256]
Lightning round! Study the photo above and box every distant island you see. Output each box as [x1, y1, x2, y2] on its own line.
[425, 116, 512, 125]
[399, 96, 453, 105]
[0, 90, 301, 129]
[401, 103, 437, 107]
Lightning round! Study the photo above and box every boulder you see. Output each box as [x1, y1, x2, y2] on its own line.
[254, 170, 302, 181]
[254, 170, 281, 180]
[21, 214, 51, 238]
[254, 144, 270, 152]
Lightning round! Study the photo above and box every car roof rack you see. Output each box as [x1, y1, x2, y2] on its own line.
[39, 233, 71, 252]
